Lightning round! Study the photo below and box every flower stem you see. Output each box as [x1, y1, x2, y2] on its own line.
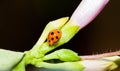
[81, 50, 120, 60]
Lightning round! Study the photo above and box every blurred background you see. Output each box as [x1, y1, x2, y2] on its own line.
[0, 0, 119, 55]
[0, 0, 120, 71]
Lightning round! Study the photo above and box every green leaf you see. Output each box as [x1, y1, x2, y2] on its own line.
[43, 49, 81, 62]
[0, 49, 24, 71]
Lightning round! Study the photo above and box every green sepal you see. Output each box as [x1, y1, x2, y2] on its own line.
[43, 49, 81, 62]
[32, 17, 69, 50]
[37, 21, 80, 55]
[58, 20, 80, 45]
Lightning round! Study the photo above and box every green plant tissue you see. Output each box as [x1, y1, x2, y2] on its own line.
[0, 49, 24, 71]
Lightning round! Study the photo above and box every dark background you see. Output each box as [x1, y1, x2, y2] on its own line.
[0, 0, 120, 71]
[0, 0, 120, 55]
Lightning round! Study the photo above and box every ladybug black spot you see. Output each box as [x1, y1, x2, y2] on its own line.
[51, 32, 54, 35]
[51, 38, 54, 40]
[57, 31, 60, 33]
[56, 36, 58, 39]
[48, 40, 51, 42]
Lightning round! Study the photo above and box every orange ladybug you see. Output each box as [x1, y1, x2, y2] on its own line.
[47, 29, 62, 46]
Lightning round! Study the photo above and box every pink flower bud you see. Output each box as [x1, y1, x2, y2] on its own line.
[70, 0, 109, 29]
